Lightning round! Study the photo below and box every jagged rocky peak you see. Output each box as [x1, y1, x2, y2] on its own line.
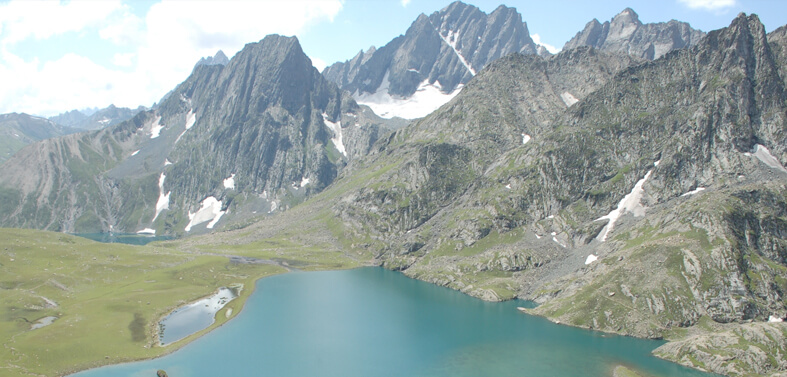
[193, 50, 230, 70]
[564, 7, 705, 60]
[153, 33, 361, 233]
[322, 1, 541, 119]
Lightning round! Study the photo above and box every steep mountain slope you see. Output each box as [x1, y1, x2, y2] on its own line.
[322, 1, 543, 119]
[564, 8, 705, 60]
[0, 113, 78, 164]
[0, 35, 390, 234]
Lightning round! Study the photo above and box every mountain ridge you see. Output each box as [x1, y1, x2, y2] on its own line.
[564, 7, 706, 60]
[322, 1, 542, 119]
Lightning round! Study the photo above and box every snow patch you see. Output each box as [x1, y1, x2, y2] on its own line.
[522, 134, 531, 144]
[595, 168, 654, 242]
[98, 118, 110, 125]
[164, 159, 173, 166]
[407, 68, 419, 73]
[185, 109, 196, 130]
[552, 236, 566, 248]
[437, 29, 476, 76]
[769, 315, 784, 323]
[131, 150, 139, 156]
[184, 196, 225, 232]
[353, 71, 462, 119]
[137, 228, 156, 235]
[560, 92, 579, 107]
[150, 116, 164, 139]
[681, 187, 706, 197]
[152, 173, 170, 222]
[175, 130, 187, 143]
[300, 176, 310, 187]
[223, 174, 235, 190]
[175, 110, 197, 144]
[505, 183, 511, 190]
[748, 144, 787, 173]
[585, 254, 598, 265]
[322, 113, 346, 157]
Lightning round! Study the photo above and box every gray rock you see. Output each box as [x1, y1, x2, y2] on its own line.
[323, 1, 539, 100]
[564, 8, 705, 60]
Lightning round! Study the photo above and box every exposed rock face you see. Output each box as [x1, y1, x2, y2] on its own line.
[322, 1, 541, 118]
[332, 46, 639, 273]
[0, 35, 392, 234]
[654, 321, 787, 376]
[564, 8, 705, 60]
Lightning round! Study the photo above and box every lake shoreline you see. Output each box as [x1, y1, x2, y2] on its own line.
[60, 268, 285, 377]
[63, 265, 716, 377]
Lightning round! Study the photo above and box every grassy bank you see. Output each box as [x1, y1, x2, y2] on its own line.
[0, 228, 361, 377]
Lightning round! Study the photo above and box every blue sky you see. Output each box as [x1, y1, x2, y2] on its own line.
[0, 0, 785, 117]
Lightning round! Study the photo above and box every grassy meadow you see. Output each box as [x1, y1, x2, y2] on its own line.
[0, 228, 361, 377]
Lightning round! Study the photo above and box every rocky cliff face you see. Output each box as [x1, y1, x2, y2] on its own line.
[0, 35, 391, 234]
[564, 8, 705, 60]
[322, 1, 541, 119]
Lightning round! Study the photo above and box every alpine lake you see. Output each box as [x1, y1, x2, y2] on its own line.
[69, 267, 717, 377]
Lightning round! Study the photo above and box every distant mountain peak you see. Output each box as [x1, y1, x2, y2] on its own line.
[193, 49, 230, 70]
[322, 0, 538, 119]
[564, 8, 704, 60]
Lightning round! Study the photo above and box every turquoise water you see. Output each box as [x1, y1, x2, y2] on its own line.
[72, 233, 174, 246]
[70, 268, 715, 377]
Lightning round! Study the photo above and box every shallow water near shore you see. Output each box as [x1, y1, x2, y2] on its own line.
[69, 267, 716, 377]
[158, 287, 237, 345]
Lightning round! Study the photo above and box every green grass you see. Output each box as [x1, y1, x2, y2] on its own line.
[0, 228, 359, 377]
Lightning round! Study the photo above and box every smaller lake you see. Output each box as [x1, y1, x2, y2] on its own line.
[158, 287, 237, 345]
[70, 268, 717, 377]
[72, 233, 174, 246]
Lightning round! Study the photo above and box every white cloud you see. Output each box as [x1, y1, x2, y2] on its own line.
[112, 52, 135, 67]
[677, 0, 736, 11]
[99, 10, 144, 46]
[0, 0, 344, 116]
[401, 0, 412, 7]
[310, 56, 327, 72]
[531, 34, 560, 54]
[0, 1, 124, 47]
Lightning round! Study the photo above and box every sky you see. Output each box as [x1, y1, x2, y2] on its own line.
[1, 0, 786, 117]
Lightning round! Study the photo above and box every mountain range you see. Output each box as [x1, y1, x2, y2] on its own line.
[0, 113, 79, 164]
[1, 2, 786, 376]
[48, 104, 147, 131]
